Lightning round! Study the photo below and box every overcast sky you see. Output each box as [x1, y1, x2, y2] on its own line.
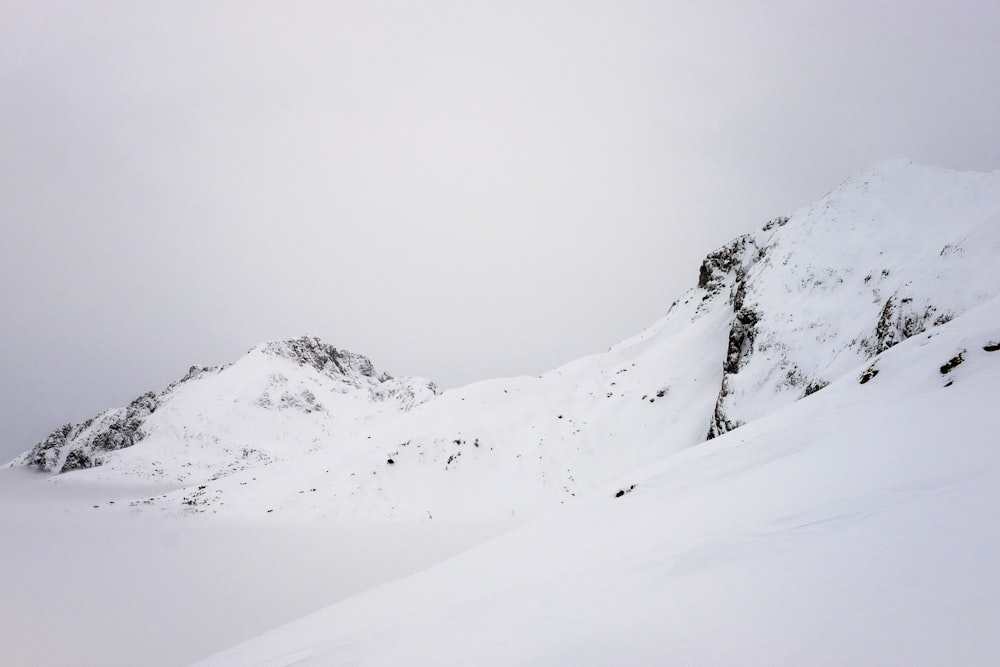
[2, 0, 998, 461]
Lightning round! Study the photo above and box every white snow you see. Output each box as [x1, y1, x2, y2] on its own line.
[2, 160, 999, 666]
[0, 471, 516, 667]
[193, 295, 1000, 666]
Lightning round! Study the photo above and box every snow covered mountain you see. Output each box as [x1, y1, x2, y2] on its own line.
[702, 160, 1000, 437]
[9, 160, 1000, 526]
[196, 289, 1000, 667]
[12, 337, 437, 481]
[4, 159, 1000, 666]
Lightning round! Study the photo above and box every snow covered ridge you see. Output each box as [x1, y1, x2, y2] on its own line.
[9, 160, 1000, 516]
[13, 336, 438, 478]
[21, 364, 223, 473]
[699, 159, 1000, 438]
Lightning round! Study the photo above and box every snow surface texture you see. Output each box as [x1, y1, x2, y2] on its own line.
[4, 160, 1000, 665]
[194, 295, 1000, 666]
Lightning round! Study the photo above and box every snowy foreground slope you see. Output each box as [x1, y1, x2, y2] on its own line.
[196, 295, 1000, 667]
[10, 160, 999, 525]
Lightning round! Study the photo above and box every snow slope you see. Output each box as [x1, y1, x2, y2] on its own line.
[194, 293, 1000, 667]
[25, 158, 991, 523]
[706, 159, 1000, 437]
[4, 160, 999, 666]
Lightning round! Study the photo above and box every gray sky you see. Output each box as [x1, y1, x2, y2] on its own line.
[2, 0, 999, 461]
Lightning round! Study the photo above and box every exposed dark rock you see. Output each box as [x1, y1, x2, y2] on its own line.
[871, 295, 951, 355]
[698, 233, 769, 442]
[731, 278, 749, 312]
[87, 392, 157, 456]
[698, 234, 757, 295]
[26, 391, 159, 473]
[859, 365, 879, 384]
[940, 352, 965, 375]
[261, 336, 379, 379]
[707, 377, 742, 440]
[28, 424, 75, 470]
[724, 308, 760, 374]
[62, 449, 99, 472]
[23, 355, 232, 474]
[761, 216, 790, 231]
[803, 379, 829, 397]
[984, 342, 1000, 352]
[166, 364, 223, 392]
[701, 229, 773, 443]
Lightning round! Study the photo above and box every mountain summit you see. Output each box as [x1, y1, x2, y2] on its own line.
[14, 336, 437, 480]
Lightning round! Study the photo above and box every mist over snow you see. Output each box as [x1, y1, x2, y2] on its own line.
[3, 1, 1000, 462]
[3, 161, 1000, 666]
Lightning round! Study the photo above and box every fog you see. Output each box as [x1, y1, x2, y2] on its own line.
[2, 0, 998, 461]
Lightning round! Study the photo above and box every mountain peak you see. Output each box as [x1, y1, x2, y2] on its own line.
[254, 336, 383, 381]
[12, 335, 438, 477]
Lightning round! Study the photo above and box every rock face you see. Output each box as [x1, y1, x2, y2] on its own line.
[260, 337, 379, 380]
[870, 292, 952, 355]
[28, 392, 164, 473]
[701, 160, 1000, 439]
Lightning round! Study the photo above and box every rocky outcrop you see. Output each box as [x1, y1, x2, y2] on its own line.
[869, 293, 952, 355]
[724, 307, 760, 374]
[697, 234, 761, 299]
[698, 232, 768, 440]
[23, 362, 226, 473]
[260, 336, 379, 380]
[707, 377, 741, 440]
[28, 391, 159, 473]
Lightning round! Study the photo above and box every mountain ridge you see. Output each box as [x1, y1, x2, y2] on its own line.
[10, 160, 999, 526]
[11, 335, 437, 479]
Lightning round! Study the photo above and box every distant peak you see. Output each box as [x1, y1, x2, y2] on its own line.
[255, 336, 380, 379]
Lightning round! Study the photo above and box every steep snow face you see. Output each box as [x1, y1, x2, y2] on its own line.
[704, 160, 1000, 437]
[194, 295, 1000, 667]
[12, 337, 437, 483]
